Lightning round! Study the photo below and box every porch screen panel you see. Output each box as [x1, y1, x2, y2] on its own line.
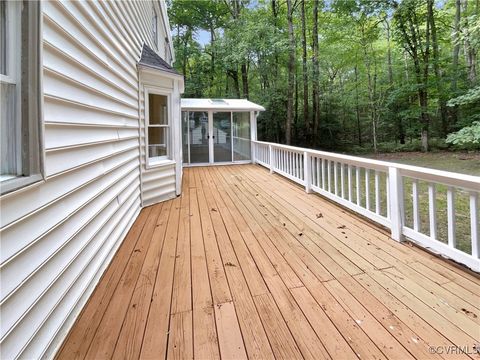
[181, 111, 189, 163]
[233, 112, 251, 161]
[188, 111, 209, 163]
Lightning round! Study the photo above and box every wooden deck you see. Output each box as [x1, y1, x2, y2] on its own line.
[57, 165, 480, 360]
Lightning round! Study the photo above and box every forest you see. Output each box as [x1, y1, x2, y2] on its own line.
[167, 0, 480, 153]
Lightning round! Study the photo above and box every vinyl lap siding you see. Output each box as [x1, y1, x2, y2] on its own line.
[0, 1, 168, 359]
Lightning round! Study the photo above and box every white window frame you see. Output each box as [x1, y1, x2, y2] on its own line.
[0, 1, 19, 84]
[1, 0, 21, 182]
[1, 1, 44, 195]
[144, 87, 172, 168]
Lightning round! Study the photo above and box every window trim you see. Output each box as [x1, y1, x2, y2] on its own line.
[144, 87, 172, 168]
[0, 0, 19, 83]
[0, 1, 45, 196]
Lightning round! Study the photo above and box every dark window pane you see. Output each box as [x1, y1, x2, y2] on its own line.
[148, 94, 168, 125]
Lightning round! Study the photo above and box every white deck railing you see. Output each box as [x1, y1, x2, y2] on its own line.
[252, 140, 480, 271]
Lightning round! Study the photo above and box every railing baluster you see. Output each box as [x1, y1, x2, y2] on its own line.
[277, 149, 280, 172]
[388, 167, 404, 241]
[470, 192, 479, 258]
[294, 153, 298, 178]
[292, 152, 294, 176]
[334, 162, 338, 196]
[365, 169, 370, 211]
[386, 174, 390, 219]
[279, 149, 282, 171]
[304, 152, 311, 193]
[322, 159, 326, 189]
[301, 153, 304, 180]
[276, 148, 279, 171]
[375, 171, 380, 215]
[412, 179, 420, 232]
[280, 150, 283, 172]
[269, 144, 273, 174]
[327, 160, 331, 193]
[253, 140, 478, 269]
[295, 153, 299, 178]
[296, 153, 298, 177]
[286, 150, 289, 174]
[308, 155, 316, 186]
[340, 163, 345, 198]
[428, 183, 437, 239]
[348, 165, 352, 201]
[356, 167, 360, 206]
[447, 187, 456, 248]
[312, 157, 316, 185]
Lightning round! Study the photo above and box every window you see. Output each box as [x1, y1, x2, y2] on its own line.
[152, 8, 158, 49]
[147, 93, 170, 163]
[1, 1, 42, 194]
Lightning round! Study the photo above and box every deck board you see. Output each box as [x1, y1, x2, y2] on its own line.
[56, 165, 479, 360]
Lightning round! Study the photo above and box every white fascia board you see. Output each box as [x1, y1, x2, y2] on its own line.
[137, 65, 185, 85]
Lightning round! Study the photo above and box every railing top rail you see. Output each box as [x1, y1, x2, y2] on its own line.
[252, 140, 480, 191]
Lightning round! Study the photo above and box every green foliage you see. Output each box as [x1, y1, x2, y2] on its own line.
[446, 122, 480, 146]
[447, 86, 480, 107]
[458, 14, 480, 50]
[168, 0, 480, 153]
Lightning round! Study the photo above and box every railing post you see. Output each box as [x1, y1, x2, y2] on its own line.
[388, 167, 404, 242]
[269, 144, 274, 174]
[470, 192, 479, 259]
[252, 142, 256, 164]
[304, 151, 312, 193]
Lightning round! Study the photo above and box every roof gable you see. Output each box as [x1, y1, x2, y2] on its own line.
[138, 43, 180, 75]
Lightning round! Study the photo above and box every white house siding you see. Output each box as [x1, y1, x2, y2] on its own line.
[0, 1, 174, 359]
[138, 73, 182, 206]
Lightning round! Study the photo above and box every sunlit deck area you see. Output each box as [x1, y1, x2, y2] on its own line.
[57, 165, 480, 360]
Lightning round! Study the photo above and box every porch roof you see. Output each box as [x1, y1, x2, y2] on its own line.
[181, 98, 265, 111]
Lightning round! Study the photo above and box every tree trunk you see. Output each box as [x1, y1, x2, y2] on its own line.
[385, 19, 394, 85]
[452, 0, 461, 92]
[209, 26, 215, 96]
[451, 0, 461, 125]
[312, 0, 320, 146]
[227, 70, 241, 98]
[301, 0, 309, 142]
[428, 0, 448, 136]
[241, 62, 249, 99]
[295, 65, 299, 143]
[354, 65, 362, 146]
[398, 5, 431, 152]
[361, 27, 378, 152]
[462, 0, 477, 84]
[286, 0, 295, 145]
[272, 0, 279, 80]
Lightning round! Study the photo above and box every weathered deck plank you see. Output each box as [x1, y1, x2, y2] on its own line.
[57, 165, 478, 360]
